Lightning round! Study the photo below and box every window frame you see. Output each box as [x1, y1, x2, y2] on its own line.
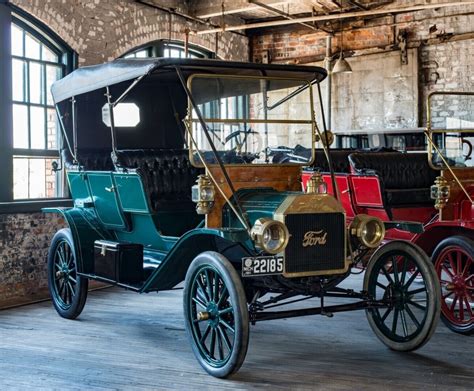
[121, 39, 215, 60]
[0, 3, 76, 213]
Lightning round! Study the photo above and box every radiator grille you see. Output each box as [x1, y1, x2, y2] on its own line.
[284, 212, 345, 274]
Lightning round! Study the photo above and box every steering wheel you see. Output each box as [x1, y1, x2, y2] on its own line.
[224, 128, 262, 154]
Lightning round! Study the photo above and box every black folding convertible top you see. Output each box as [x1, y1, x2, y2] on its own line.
[51, 58, 327, 103]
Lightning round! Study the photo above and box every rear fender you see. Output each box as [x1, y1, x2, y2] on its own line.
[43, 207, 115, 273]
[142, 228, 251, 292]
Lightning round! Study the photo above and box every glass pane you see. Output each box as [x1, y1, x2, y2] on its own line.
[164, 48, 170, 57]
[42, 44, 58, 62]
[46, 65, 61, 105]
[25, 32, 41, 60]
[47, 108, 58, 149]
[13, 158, 29, 199]
[29, 158, 46, 198]
[13, 104, 29, 148]
[11, 24, 23, 56]
[12, 58, 25, 102]
[30, 106, 46, 149]
[170, 49, 181, 58]
[29, 62, 43, 104]
[135, 50, 147, 58]
[13, 157, 59, 199]
[44, 159, 57, 197]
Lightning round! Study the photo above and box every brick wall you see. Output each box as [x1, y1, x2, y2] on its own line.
[10, 0, 249, 65]
[0, 213, 65, 308]
[1, 0, 249, 308]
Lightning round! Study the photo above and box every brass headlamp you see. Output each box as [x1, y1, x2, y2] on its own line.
[306, 172, 327, 194]
[192, 175, 215, 215]
[430, 176, 450, 210]
[350, 214, 385, 248]
[251, 218, 289, 255]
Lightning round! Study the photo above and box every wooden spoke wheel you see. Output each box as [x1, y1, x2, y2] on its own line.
[183, 252, 249, 378]
[433, 236, 474, 335]
[47, 228, 88, 319]
[364, 241, 440, 351]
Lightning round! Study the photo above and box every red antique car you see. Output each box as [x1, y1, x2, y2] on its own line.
[301, 92, 473, 335]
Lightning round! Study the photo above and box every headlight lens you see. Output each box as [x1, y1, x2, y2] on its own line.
[251, 218, 289, 254]
[350, 214, 385, 248]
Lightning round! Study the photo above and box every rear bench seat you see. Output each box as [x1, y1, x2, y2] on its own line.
[113, 149, 204, 236]
[62, 148, 114, 171]
[348, 152, 437, 207]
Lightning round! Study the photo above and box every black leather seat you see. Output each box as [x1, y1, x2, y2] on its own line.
[62, 148, 114, 171]
[113, 149, 204, 235]
[309, 149, 354, 173]
[348, 152, 438, 207]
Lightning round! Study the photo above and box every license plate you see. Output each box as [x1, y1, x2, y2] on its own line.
[242, 256, 284, 277]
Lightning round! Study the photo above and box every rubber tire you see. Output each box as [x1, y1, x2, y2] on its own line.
[47, 228, 88, 319]
[432, 235, 474, 335]
[364, 241, 441, 352]
[183, 251, 249, 378]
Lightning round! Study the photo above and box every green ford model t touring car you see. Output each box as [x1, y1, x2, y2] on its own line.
[45, 58, 441, 378]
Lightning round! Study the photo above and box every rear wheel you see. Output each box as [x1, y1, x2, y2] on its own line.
[183, 251, 249, 378]
[364, 241, 440, 351]
[47, 228, 88, 319]
[432, 236, 473, 335]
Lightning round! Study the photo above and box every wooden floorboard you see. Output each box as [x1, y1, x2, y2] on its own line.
[0, 274, 472, 390]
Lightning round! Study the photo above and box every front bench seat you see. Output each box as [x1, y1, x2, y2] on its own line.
[113, 149, 204, 236]
[348, 152, 438, 208]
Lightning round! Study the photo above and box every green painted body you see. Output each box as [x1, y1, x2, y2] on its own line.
[44, 170, 255, 292]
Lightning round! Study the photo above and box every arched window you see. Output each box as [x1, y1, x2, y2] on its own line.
[0, 6, 76, 209]
[122, 40, 214, 59]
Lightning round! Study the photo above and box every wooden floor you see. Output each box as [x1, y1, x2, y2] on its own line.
[0, 275, 473, 390]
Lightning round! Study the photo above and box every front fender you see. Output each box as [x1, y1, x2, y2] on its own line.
[141, 228, 251, 292]
[43, 207, 115, 273]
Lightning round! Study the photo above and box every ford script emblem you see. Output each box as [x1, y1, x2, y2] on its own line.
[302, 230, 327, 247]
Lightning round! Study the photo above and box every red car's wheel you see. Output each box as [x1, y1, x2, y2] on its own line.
[433, 236, 473, 335]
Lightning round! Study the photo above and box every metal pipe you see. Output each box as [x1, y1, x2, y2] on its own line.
[105, 87, 117, 153]
[71, 97, 78, 164]
[325, 35, 332, 131]
[194, 1, 474, 34]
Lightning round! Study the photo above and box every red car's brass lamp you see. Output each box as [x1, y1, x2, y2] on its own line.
[430, 176, 450, 210]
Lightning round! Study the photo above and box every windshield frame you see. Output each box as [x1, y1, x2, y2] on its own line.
[185, 73, 317, 168]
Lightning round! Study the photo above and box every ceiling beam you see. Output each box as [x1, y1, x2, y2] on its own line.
[346, 0, 368, 10]
[193, 1, 474, 34]
[249, 0, 318, 31]
[196, 1, 290, 19]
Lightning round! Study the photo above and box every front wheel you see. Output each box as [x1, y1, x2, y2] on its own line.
[183, 251, 249, 378]
[364, 241, 440, 351]
[432, 236, 473, 335]
[47, 228, 88, 319]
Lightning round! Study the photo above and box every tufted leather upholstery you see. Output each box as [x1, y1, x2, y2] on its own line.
[62, 148, 114, 171]
[349, 152, 437, 207]
[113, 149, 204, 212]
[310, 149, 353, 173]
